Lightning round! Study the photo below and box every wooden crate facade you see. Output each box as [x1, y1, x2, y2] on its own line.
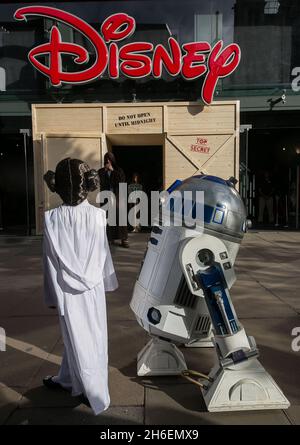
[32, 101, 239, 233]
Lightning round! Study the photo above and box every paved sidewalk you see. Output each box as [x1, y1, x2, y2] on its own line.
[0, 231, 300, 425]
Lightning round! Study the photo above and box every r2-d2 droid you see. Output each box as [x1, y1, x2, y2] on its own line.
[130, 175, 290, 412]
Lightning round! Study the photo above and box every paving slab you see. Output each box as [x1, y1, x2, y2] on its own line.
[106, 235, 146, 322]
[1, 231, 300, 425]
[181, 344, 215, 376]
[2, 288, 53, 318]
[16, 316, 146, 409]
[284, 405, 300, 425]
[234, 234, 300, 314]
[107, 288, 137, 322]
[108, 320, 148, 371]
[19, 339, 78, 409]
[109, 367, 144, 407]
[231, 279, 297, 318]
[145, 383, 291, 425]
[4, 405, 144, 425]
[0, 384, 23, 425]
[242, 317, 300, 405]
[0, 316, 60, 388]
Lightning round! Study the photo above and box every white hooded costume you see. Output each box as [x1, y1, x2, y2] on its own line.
[43, 199, 118, 415]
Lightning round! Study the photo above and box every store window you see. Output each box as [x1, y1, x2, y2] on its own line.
[0, 1, 300, 101]
[0, 18, 45, 93]
[264, 1, 280, 15]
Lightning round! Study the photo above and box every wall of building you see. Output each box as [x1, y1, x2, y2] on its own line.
[32, 101, 239, 233]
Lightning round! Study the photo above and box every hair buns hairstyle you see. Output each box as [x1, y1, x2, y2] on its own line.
[84, 168, 98, 192]
[43, 170, 56, 192]
[43, 158, 99, 206]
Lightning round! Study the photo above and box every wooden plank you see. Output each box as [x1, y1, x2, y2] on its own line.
[167, 135, 201, 170]
[33, 138, 44, 234]
[235, 101, 240, 181]
[103, 105, 107, 134]
[165, 139, 197, 186]
[106, 106, 163, 134]
[202, 141, 235, 179]
[169, 134, 233, 172]
[167, 104, 236, 133]
[35, 135, 101, 234]
[32, 100, 239, 109]
[35, 106, 103, 134]
[106, 133, 163, 145]
[31, 104, 37, 141]
[163, 105, 168, 133]
[32, 100, 239, 233]
[40, 132, 101, 138]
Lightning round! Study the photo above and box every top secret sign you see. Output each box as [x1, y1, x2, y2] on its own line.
[14, 6, 241, 105]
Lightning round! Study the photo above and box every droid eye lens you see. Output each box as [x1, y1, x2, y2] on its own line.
[147, 308, 162, 325]
[197, 249, 215, 267]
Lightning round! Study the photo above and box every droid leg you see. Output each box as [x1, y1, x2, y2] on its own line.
[198, 265, 290, 411]
[137, 337, 187, 376]
[184, 326, 214, 348]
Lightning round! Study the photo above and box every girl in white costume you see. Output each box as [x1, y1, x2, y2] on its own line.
[43, 158, 118, 415]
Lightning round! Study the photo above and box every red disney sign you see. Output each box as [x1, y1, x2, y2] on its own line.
[14, 6, 241, 105]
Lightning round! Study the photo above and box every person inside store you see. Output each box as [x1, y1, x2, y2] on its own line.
[0, 186, 3, 231]
[43, 157, 118, 415]
[273, 166, 289, 228]
[98, 152, 129, 248]
[257, 170, 275, 225]
[128, 172, 143, 233]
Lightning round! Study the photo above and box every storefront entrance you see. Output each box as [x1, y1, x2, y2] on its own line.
[112, 145, 163, 230]
[112, 145, 163, 194]
[32, 101, 240, 234]
[240, 126, 300, 229]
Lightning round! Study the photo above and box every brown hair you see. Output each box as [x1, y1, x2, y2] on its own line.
[104, 151, 117, 168]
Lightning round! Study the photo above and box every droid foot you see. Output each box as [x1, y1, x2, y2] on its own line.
[202, 359, 290, 412]
[137, 338, 187, 376]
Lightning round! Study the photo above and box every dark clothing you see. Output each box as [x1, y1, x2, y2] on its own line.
[259, 178, 274, 197]
[98, 167, 128, 241]
[0, 190, 3, 229]
[99, 168, 125, 193]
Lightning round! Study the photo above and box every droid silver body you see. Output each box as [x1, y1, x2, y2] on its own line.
[130, 175, 289, 412]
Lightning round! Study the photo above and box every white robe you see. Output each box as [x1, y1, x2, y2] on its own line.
[43, 199, 118, 415]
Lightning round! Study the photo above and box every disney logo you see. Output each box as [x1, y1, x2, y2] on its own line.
[14, 6, 241, 105]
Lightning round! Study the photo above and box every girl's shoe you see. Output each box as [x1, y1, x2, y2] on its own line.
[43, 376, 64, 390]
[121, 239, 129, 248]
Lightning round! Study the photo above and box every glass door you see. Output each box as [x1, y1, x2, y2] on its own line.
[0, 131, 33, 235]
[239, 124, 253, 218]
[288, 162, 300, 229]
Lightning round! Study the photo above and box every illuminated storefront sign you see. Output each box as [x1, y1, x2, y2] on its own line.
[14, 6, 241, 105]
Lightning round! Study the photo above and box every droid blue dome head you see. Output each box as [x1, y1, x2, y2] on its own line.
[193, 174, 238, 188]
[171, 174, 247, 242]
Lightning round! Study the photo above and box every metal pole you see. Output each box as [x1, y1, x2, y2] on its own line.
[253, 174, 256, 218]
[285, 194, 289, 228]
[249, 175, 252, 216]
[240, 124, 252, 215]
[296, 165, 299, 230]
[20, 129, 31, 236]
